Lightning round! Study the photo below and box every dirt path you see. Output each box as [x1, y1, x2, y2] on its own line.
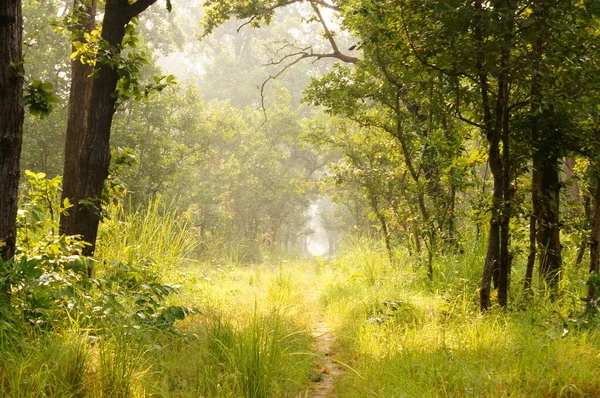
[298, 316, 345, 398]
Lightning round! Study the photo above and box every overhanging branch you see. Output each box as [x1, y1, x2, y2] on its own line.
[127, 0, 158, 20]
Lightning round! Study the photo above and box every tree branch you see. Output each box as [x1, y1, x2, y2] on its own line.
[127, 0, 158, 20]
[310, 1, 358, 63]
[237, 16, 258, 32]
[260, 44, 357, 119]
[312, 0, 341, 11]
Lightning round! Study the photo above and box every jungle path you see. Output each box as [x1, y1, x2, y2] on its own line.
[304, 316, 345, 398]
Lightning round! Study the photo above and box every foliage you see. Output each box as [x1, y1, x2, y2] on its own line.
[19, 80, 60, 118]
[1, 171, 197, 333]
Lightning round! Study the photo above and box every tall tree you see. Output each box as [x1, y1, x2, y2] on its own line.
[60, 0, 163, 255]
[60, 0, 96, 237]
[0, 0, 24, 266]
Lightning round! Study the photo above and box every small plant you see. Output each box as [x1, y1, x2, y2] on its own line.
[581, 272, 600, 318]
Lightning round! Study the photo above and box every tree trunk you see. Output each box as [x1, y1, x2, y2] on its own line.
[525, 12, 543, 291]
[576, 193, 592, 267]
[369, 194, 393, 265]
[60, 0, 96, 236]
[69, 0, 157, 255]
[538, 158, 561, 287]
[524, 165, 539, 291]
[0, 0, 24, 302]
[477, 0, 515, 309]
[481, 155, 502, 310]
[529, 0, 562, 290]
[589, 176, 600, 299]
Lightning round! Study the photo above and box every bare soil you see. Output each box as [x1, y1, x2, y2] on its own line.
[298, 317, 345, 398]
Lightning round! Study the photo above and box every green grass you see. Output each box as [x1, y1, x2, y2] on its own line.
[319, 237, 600, 397]
[96, 197, 198, 268]
[4, 200, 600, 397]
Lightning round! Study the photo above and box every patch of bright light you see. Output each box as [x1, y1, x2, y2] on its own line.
[307, 239, 327, 256]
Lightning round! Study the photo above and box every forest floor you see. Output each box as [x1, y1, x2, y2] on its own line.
[304, 316, 345, 398]
[168, 257, 350, 398]
[5, 241, 600, 397]
[166, 243, 600, 397]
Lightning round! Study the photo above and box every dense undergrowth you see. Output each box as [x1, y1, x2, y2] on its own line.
[0, 174, 314, 397]
[320, 237, 600, 397]
[3, 174, 600, 397]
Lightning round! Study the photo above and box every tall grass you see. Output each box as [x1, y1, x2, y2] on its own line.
[97, 197, 198, 268]
[1, 196, 320, 397]
[0, 328, 90, 397]
[319, 237, 600, 397]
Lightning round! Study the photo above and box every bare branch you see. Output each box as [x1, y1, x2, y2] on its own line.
[310, 1, 358, 63]
[266, 48, 312, 65]
[237, 16, 257, 32]
[257, 0, 356, 120]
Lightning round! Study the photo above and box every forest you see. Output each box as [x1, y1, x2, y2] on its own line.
[1, 0, 600, 396]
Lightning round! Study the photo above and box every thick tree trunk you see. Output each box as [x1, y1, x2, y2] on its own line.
[60, 0, 96, 236]
[0, 1, 24, 259]
[0, 0, 24, 301]
[69, 0, 157, 255]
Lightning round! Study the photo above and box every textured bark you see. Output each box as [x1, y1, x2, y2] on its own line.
[538, 158, 561, 287]
[0, 0, 24, 263]
[589, 177, 600, 299]
[0, 0, 23, 303]
[60, 0, 96, 237]
[69, 0, 157, 255]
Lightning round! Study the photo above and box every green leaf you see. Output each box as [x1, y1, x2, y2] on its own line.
[40, 82, 53, 90]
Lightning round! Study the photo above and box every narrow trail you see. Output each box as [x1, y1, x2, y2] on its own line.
[299, 315, 345, 398]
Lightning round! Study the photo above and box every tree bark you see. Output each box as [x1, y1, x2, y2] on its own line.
[538, 158, 561, 287]
[0, 0, 24, 302]
[60, 0, 96, 237]
[68, 0, 157, 255]
[589, 176, 600, 299]
[524, 166, 539, 291]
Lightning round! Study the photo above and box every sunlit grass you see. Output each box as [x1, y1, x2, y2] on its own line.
[96, 196, 198, 268]
[4, 200, 600, 397]
[320, 238, 600, 397]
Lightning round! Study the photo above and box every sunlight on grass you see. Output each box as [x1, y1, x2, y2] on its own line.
[320, 239, 600, 397]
